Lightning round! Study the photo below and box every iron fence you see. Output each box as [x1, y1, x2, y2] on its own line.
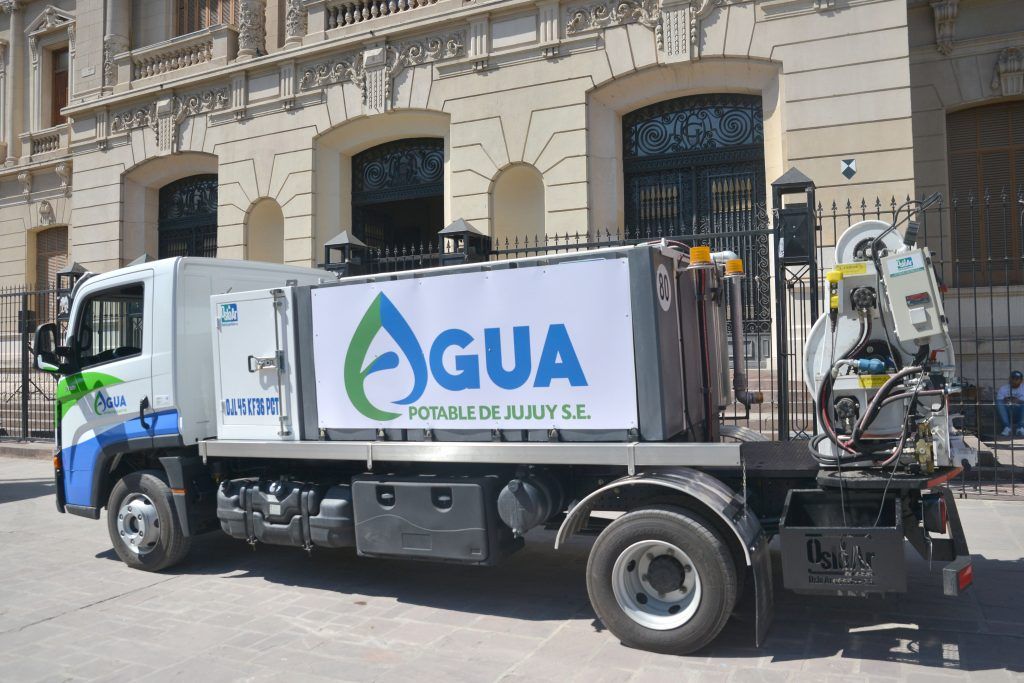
[0, 286, 60, 442]
[4, 188, 1022, 498]
[802, 189, 1024, 498]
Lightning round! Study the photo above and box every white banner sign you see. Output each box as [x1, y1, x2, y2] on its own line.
[311, 259, 638, 430]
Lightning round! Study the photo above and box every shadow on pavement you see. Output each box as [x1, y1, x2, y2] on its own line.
[0, 478, 54, 505]
[93, 528, 1024, 674]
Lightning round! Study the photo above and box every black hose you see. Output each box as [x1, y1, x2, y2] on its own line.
[818, 314, 873, 454]
[850, 365, 925, 449]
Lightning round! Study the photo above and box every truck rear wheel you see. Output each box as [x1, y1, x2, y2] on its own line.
[107, 470, 191, 572]
[586, 506, 738, 654]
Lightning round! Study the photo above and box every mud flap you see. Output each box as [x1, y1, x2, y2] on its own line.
[751, 532, 774, 647]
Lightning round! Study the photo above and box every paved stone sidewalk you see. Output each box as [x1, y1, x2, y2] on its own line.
[1, 455, 1022, 682]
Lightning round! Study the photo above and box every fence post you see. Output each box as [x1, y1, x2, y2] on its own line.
[771, 168, 818, 441]
[20, 292, 30, 440]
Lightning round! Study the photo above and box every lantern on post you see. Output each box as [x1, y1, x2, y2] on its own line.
[771, 167, 817, 266]
[770, 167, 819, 441]
[322, 231, 368, 276]
[55, 262, 86, 322]
[438, 218, 490, 267]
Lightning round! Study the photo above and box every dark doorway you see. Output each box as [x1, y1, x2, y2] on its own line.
[623, 93, 769, 358]
[158, 174, 218, 258]
[352, 138, 444, 248]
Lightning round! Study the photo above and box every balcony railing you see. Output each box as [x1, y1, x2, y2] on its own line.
[18, 124, 69, 162]
[113, 25, 239, 91]
[323, 0, 440, 29]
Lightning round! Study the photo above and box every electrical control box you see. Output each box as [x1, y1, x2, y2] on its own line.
[880, 248, 946, 343]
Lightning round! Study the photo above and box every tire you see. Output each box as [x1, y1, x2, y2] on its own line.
[106, 470, 191, 572]
[586, 506, 738, 655]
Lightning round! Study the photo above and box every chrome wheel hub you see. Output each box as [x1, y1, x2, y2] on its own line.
[611, 540, 702, 630]
[116, 493, 160, 555]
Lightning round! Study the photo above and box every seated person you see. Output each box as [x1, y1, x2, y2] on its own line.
[996, 370, 1024, 437]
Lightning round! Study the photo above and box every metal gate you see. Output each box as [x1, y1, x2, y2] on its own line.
[352, 138, 445, 249]
[623, 93, 770, 361]
[0, 286, 60, 441]
[158, 174, 219, 258]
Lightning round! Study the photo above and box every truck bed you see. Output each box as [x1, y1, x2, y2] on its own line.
[199, 438, 743, 471]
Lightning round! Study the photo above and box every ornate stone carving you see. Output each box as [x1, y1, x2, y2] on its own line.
[54, 161, 70, 194]
[110, 103, 157, 133]
[38, 200, 54, 226]
[654, 0, 731, 61]
[0, 1, 20, 14]
[284, 0, 307, 48]
[395, 33, 464, 66]
[565, 0, 661, 36]
[36, 5, 66, 29]
[992, 47, 1023, 97]
[17, 170, 30, 195]
[103, 34, 129, 86]
[109, 88, 228, 151]
[173, 88, 230, 122]
[299, 52, 361, 90]
[930, 0, 958, 56]
[298, 32, 465, 111]
[237, 0, 267, 59]
[26, 7, 75, 65]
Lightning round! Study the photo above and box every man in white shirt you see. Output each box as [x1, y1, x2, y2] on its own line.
[996, 370, 1024, 437]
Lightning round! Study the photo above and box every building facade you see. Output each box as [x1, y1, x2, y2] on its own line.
[0, 0, 1018, 290]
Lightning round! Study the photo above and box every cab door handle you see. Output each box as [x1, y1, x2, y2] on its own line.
[139, 396, 150, 429]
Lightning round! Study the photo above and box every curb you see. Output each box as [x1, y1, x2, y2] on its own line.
[0, 442, 54, 460]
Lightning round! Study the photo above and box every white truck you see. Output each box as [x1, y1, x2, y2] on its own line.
[34, 210, 973, 655]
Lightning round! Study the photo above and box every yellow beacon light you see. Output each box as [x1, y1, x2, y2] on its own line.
[724, 258, 744, 279]
[689, 246, 713, 270]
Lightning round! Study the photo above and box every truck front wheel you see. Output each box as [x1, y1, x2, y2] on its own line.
[586, 506, 738, 655]
[106, 470, 191, 572]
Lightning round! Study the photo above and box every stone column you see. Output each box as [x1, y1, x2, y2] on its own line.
[237, 0, 267, 60]
[284, 0, 307, 49]
[1, 1, 21, 165]
[0, 41, 6, 161]
[103, 0, 131, 89]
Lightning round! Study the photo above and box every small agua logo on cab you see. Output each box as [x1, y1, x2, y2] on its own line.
[93, 391, 127, 415]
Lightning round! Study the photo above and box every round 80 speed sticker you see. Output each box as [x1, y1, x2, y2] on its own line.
[656, 263, 672, 312]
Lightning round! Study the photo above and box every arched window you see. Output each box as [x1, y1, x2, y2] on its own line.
[623, 93, 765, 234]
[352, 138, 444, 248]
[947, 101, 1024, 286]
[158, 174, 218, 258]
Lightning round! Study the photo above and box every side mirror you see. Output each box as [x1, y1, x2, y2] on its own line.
[33, 322, 64, 374]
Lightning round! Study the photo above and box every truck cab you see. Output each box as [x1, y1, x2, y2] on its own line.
[38, 258, 329, 519]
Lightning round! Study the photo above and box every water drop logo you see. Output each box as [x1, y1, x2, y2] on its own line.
[93, 390, 127, 415]
[344, 293, 427, 421]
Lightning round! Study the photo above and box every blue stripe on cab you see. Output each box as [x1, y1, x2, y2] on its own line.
[63, 410, 180, 507]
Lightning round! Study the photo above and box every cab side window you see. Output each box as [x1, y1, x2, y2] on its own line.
[75, 284, 145, 369]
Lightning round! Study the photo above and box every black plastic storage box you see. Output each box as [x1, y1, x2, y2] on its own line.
[351, 474, 521, 565]
[779, 489, 906, 595]
[217, 480, 355, 549]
